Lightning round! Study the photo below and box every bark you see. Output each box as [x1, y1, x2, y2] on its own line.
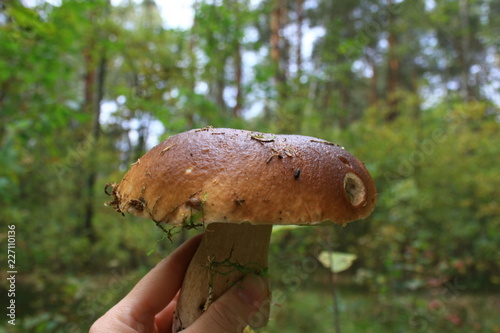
[83, 48, 96, 115]
[270, 0, 280, 71]
[270, 0, 288, 120]
[233, 41, 243, 118]
[81, 43, 97, 244]
[339, 84, 350, 129]
[186, 1, 198, 128]
[267, 0, 282, 122]
[386, 23, 400, 121]
[215, 73, 226, 110]
[459, 0, 473, 100]
[0, 80, 10, 109]
[296, 0, 304, 74]
[82, 0, 109, 243]
[83, 52, 106, 244]
[367, 52, 378, 105]
[279, 0, 289, 82]
[325, 229, 342, 333]
[387, 32, 399, 95]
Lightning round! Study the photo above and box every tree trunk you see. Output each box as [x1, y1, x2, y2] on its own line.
[270, 0, 280, 70]
[186, 0, 198, 128]
[81, 41, 97, 244]
[233, 40, 243, 118]
[83, 52, 106, 244]
[459, 0, 473, 100]
[270, 0, 288, 124]
[216, 73, 226, 111]
[339, 84, 350, 129]
[367, 52, 378, 105]
[386, 25, 400, 121]
[269, 0, 282, 122]
[296, 0, 304, 74]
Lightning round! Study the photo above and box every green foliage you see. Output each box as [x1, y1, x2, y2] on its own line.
[342, 99, 500, 292]
[0, 0, 498, 331]
[262, 287, 500, 332]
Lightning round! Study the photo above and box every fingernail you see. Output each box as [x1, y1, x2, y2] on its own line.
[237, 276, 268, 306]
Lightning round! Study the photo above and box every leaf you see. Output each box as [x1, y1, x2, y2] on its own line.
[318, 251, 357, 273]
[243, 326, 257, 333]
[272, 225, 300, 234]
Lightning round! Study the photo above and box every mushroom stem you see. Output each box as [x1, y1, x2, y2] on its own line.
[173, 223, 273, 332]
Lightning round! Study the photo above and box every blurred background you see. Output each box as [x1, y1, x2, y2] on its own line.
[0, 0, 499, 332]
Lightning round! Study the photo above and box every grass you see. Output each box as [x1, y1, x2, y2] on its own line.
[4, 267, 499, 333]
[260, 287, 500, 333]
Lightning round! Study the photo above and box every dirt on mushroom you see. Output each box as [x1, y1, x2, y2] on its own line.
[105, 127, 377, 332]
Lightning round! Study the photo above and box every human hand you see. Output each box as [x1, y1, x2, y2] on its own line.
[90, 234, 268, 333]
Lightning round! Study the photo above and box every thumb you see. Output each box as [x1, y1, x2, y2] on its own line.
[186, 276, 270, 333]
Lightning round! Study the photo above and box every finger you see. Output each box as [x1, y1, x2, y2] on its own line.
[124, 234, 203, 316]
[155, 292, 179, 333]
[186, 275, 270, 333]
[90, 235, 202, 333]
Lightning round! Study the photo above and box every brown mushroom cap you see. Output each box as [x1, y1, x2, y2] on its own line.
[107, 127, 376, 226]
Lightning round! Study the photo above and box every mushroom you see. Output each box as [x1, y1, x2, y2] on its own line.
[106, 127, 376, 332]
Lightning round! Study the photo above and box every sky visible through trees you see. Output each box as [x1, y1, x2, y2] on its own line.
[1, 0, 499, 331]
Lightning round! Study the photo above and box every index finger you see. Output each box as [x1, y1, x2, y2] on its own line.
[121, 234, 202, 318]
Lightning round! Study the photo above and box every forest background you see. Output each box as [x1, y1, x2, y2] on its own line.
[0, 0, 499, 332]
